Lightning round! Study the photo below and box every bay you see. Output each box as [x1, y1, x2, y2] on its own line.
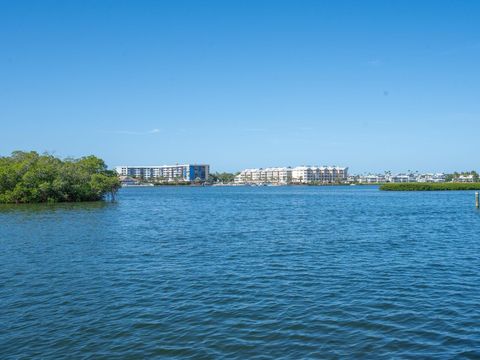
[1, 186, 480, 359]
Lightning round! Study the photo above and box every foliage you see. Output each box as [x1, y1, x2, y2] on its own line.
[380, 182, 480, 191]
[0, 151, 120, 203]
[209, 172, 237, 183]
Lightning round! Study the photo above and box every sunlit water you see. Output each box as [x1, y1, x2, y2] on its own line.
[1, 186, 480, 359]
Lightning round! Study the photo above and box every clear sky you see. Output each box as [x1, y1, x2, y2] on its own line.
[1, 0, 479, 173]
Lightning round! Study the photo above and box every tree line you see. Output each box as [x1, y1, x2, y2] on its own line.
[0, 151, 120, 203]
[208, 172, 237, 183]
[380, 182, 480, 191]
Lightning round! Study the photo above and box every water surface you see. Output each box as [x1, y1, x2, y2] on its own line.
[1, 186, 480, 358]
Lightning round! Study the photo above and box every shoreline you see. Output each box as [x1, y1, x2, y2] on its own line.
[380, 183, 480, 191]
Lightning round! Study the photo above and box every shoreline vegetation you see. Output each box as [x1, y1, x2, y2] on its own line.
[0, 151, 120, 204]
[380, 183, 480, 191]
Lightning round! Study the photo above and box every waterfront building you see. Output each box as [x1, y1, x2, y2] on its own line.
[119, 176, 140, 186]
[388, 174, 416, 183]
[235, 166, 348, 184]
[355, 172, 446, 184]
[456, 174, 475, 183]
[416, 173, 446, 183]
[347, 175, 358, 183]
[358, 174, 387, 184]
[291, 166, 311, 183]
[115, 164, 210, 182]
[234, 167, 292, 184]
[291, 166, 348, 183]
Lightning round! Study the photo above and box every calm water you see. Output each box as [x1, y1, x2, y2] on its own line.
[1, 186, 480, 359]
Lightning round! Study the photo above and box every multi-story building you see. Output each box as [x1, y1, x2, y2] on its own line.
[354, 172, 446, 184]
[456, 174, 475, 183]
[388, 174, 416, 183]
[235, 166, 348, 184]
[358, 174, 387, 184]
[291, 166, 312, 183]
[115, 164, 209, 182]
[416, 173, 446, 183]
[290, 166, 348, 183]
[235, 168, 292, 184]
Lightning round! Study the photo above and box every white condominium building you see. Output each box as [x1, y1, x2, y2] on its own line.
[115, 164, 209, 182]
[388, 174, 416, 183]
[235, 166, 348, 184]
[456, 174, 475, 183]
[355, 173, 446, 184]
[291, 166, 348, 183]
[235, 167, 293, 184]
[416, 173, 446, 183]
[358, 174, 387, 184]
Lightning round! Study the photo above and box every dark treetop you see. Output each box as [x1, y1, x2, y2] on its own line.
[0, 151, 120, 203]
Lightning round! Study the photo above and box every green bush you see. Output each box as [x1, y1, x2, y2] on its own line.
[379, 182, 480, 191]
[0, 151, 120, 203]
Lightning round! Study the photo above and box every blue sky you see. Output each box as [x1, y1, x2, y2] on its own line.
[1, 0, 479, 173]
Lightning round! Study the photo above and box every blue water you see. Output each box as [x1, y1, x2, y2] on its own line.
[1, 186, 480, 359]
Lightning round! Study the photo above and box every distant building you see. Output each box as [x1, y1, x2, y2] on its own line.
[388, 174, 416, 183]
[115, 164, 209, 182]
[235, 167, 292, 184]
[235, 166, 348, 184]
[456, 174, 475, 183]
[354, 172, 446, 184]
[291, 166, 348, 184]
[416, 173, 446, 183]
[119, 176, 140, 186]
[358, 174, 387, 184]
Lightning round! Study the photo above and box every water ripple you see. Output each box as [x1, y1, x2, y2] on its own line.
[1, 186, 480, 358]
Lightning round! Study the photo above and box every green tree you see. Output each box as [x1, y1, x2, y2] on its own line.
[0, 151, 120, 203]
[209, 172, 236, 183]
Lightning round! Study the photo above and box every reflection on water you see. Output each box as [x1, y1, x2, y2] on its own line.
[0, 201, 111, 214]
